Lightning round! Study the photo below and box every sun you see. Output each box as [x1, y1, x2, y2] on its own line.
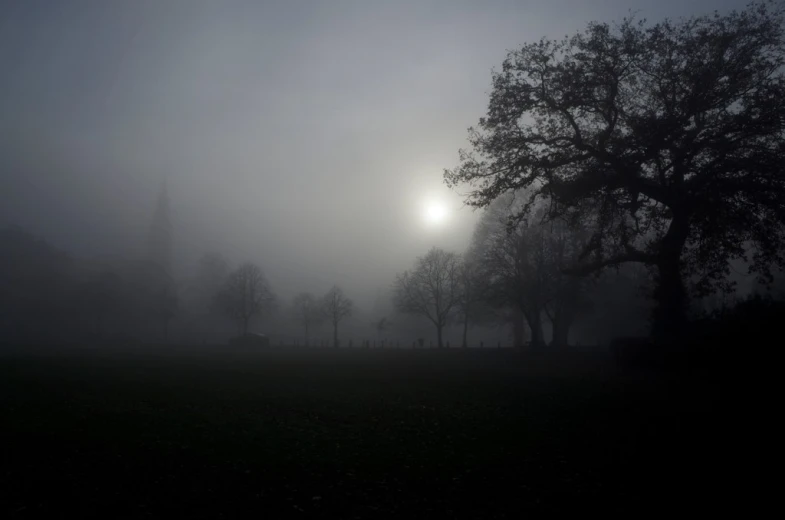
[423, 200, 448, 226]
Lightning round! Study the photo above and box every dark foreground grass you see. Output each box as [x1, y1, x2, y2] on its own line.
[1, 347, 724, 517]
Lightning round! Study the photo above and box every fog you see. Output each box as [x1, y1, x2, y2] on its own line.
[4, 1, 781, 516]
[0, 0, 744, 313]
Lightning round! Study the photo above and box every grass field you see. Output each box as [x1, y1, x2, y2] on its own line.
[1, 347, 723, 517]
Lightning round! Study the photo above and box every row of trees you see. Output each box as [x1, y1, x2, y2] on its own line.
[0, 226, 180, 344]
[288, 287, 354, 346]
[4, 3, 783, 350]
[469, 195, 594, 347]
[174, 2, 785, 349]
[4, 219, 593, 348]
[393, 193, 598, 348]
[190, 253, 355, 346]
[0, 227, 362, 346]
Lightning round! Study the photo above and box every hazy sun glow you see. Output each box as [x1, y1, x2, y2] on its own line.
[423, 200, 448, 226]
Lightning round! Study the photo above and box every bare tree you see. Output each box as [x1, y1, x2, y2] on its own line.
[457, 254, 491, 347]
[291, 292, 323, 344]
[470, 194, 594, 347]
[446, 3, 785, 342]
[394, 247, 462, 348]
[322, 286, 353, 347]
[541, 219, 595, 347]
[214, 262, 275, 335]
[470, 197, 549, 346]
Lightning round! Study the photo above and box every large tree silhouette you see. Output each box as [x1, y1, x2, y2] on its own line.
[446, 3, 785, 341]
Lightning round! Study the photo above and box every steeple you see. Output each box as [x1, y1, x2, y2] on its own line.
[147, 180, 172, 275]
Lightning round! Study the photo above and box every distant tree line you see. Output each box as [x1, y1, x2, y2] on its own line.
[0, 226, 178, 344]
[392, 196, 609, 348]
[3, 2, 784, 356]
[0, 226, 363, 347]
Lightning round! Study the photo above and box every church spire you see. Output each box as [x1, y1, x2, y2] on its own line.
[147, 180, 172, 275]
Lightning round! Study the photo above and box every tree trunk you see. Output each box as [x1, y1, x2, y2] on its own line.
[462, 313, 469, 348]
[525, 310, 544, 348]
[652, 215, 690, 346]
[436, 323, 443, 349]
[333, 322, 339, 348]
[653, 254, 687, 346]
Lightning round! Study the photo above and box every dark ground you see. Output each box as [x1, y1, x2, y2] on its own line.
[1, 346, 725, 518]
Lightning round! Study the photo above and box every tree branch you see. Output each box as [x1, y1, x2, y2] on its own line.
[563, 250, 656, 275]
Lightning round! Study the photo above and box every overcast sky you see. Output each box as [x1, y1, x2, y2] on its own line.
[0, 0, 749, 306]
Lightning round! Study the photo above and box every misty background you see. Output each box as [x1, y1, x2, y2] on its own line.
[0, 0, 761, 345]
[2, 2, 776, 515]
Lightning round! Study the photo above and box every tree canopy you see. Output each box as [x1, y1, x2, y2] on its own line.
[470, 194, 593, 347]
[322, 286, 353, 347]
[446, 2, 785, 339]
[214, 263, 276, 335]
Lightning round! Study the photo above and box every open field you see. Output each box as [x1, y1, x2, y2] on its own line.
[1, 347, 724, 517]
